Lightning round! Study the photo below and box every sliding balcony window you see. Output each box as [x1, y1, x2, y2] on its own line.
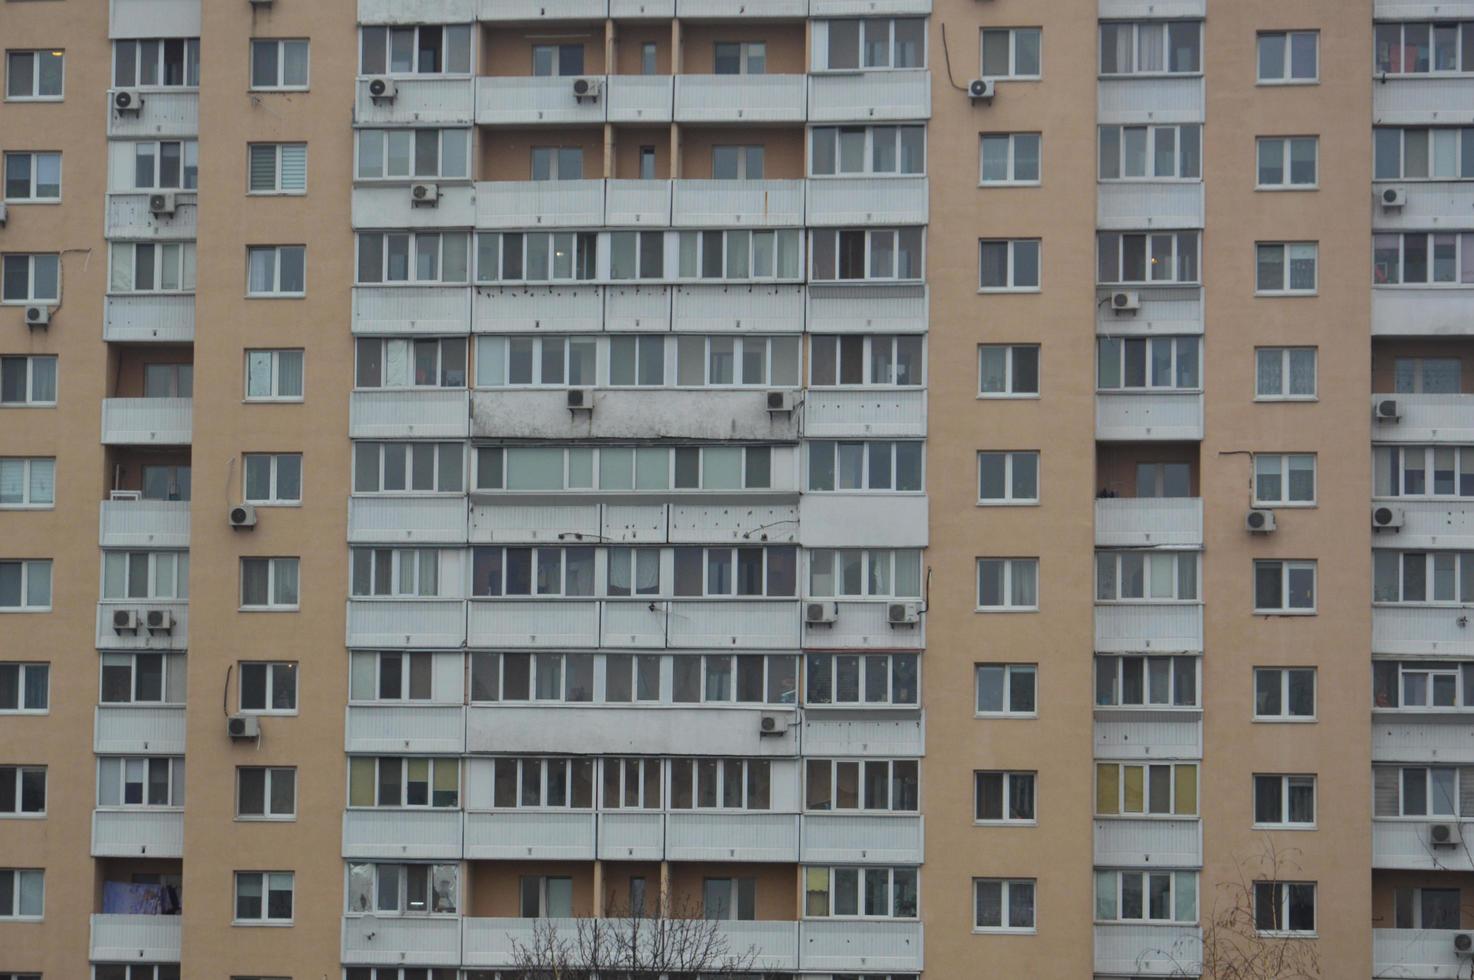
[100, 653, 185, 705]
[681, 229, 803, 281]
[609, 231, 665, 280]
[348, 757, 458, 808]
[1097, 336, 1199, 391]
[475, 231, 596, 283]
[1374, 551, 1474, 603]
[97, 757, 184, 808]
[1099, 21, 1201, 76]
[131, 140, 198, 190]
[1375, 22, 1474, 75]
[350, 652, 438, 703]
[470, 653, 595, 703]
[359, 25, 473, 75]
[356, 129, 469, 181]
[1374, 126, 1474, 180]
[813, 229, 922, 282]
[676, 335, 801, 387]
[811, 335, 923, 387]
[109, 243, 195, 294]
[113, 38, 199, 87]
[812, 126, 925, 176]
[670, 758, 770, 810]
[675, 546, 796, 597]
[1096, 870, 1197, 924]
[1096, 762, 1197, 816]
[357, 232, 469, 284]
[102, 551, 187, 600]
[1099, 125, 1200, 180]
[602, 758, 663, 808]
[1095, 655, 1198, 708]
[353, 443, 463, 494]
[346, 863, 458, 915]
[808, 759, 919, 813]
[1374, 232, 1474, 286]
[1375, 765, 1460, 817]
[350, 549, 445, 598]
[1097, 232, 1199, 285]
[808, 441, 923, 491]
[807, 652, 918, 706]
[676, 654, 799, 705]
[808, 549, 922, 599]
[485, 757, 594, 809]
[805, 867, 918, 918]
[475, 336, 596, 387]
[471, 547, 594, 597]
[1373, 659, 1474, 710]
[355, 338, 466, 390]
[474, 445, 778, 493]
[822, 18, 925, 70]
[1096, 551, 1198, 602]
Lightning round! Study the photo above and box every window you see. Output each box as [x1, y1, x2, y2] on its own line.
[807, 759, 918, 812]
[1096, 870, 1197, 923]
[351, 548, 444, 598]
[639, 145, 656, 178]
[1253, 882, 1315, 934]
[354, 442, 463, 494]
[482, 757, 593, 809]
[0, 356, 55, 406]
[974, 132, 1043, 185]
[358, 232, 469, 285]
[981, 28, 1041, 79]
[974, 771, 1035, 823]
[532, 43, 584, 76]
[977, 558, 1038, 611]
[1374, 126, 1474, 181]
[823, 18, 925, 70]
[808, 549, 922, 600]
[979, 345, 1039, 397]
[1097, 336, 1199, 391]
[109, 242, 196, 294]
[808, 441, 923, 492]
[670, 758, 771, 810]
[812, 229, 923, 281]
[975, 663, 1036, 716]
[804, 867, 918, 918]
[712, 145, 764, 180]
[1096, 551, 1198, 602]
[678, 229, 803, 281]
[0, 869, 43, 919]
[1253, 774, 1316, 828]
[1257, 137, 1317, 188]
[0, 663, 48, 713]
[714, 41, 766, 75]
[352, 652, 441, 703]
[357, 338, 466, 391]
[239, 662, 297, 714]
[346, 862, 458, 915]
[470, 547, 593, 597]
[1254, 667, 1316, 720]
[978, 452, 1039, 504]
[240, 557, 299, 609]
[531, 146, 584, 181]
[1374, 232, 1474, 286]
[237, 767, 295, 819]
[806, 652, 918, 706]
[1254, 560, 1316, 613]
[1256, 348, 1317, 400]
[250, 40, 309, 89]
[0, 458, 54, 508]
[608, 335, 667, 388]
[1375, 765, 1461, 817]
[3, 153, 60, 202]
[609, 231, 665, 280]
[0, 560, 50, 610]
[101, 653, 185, 705]
[1133, 462, 1193, 498]
[641, 43, 658, 75]
[1097, 232, 1199, 284]
[474, 445, 777, 493]
[1096, 762, 1198, 816]
[700, 877, 756, 921]
[810, 335, 922, 388]
[247, 246, 306, 297]
[132, 140, 199, 190]
[1256, 243, 1317, 294]
[601, 758, 664, 809]
[674, 546, 797, 598]
[601, 652, 668, 702]
[1394, 357, 1462, 394]
[1253, 454, 1315, 505]
[1394, 887, 1462, 930]
[6, 50, 64, 99]
[666, 654, 797, 706]
[1258, 31, 1318, 82]
[979, 239, 1040, 291]
[244, 350, 303, 401]
[359, 25, 473, 75]
[1100, 21, 1201, 75]
[474, 231, 594, 283]
[113, 38, 200, 87]
[348, 757, 459, 809]
[0, 766, 45, 816]
[1375, 551, 1474, 604]
[102, 551, 187, 600]
[1, 254, 59, 303]
[142, 363, 192, 399]
[1096, 655, 1198, 708]
[248, 143, 306, 194]
[1374, 660, 1474, 709]
[357, 128, 469, 181]
[235, 872, 294, 924]
[812, 126, 926, 177]
[1376, 22, 1474, 75]
[973, 879, 1035, 931]
[673, 335, 801, 387]
[97, 757, 184, 807]
[1099, 124, 1201, 181]
[243, 454, 302, 506]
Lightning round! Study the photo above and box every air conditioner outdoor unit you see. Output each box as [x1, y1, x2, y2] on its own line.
[759, 714, 789, 735]
[145, 609, 174, 633]
[227, 714, 261, 740]
[1375, 399, 1400, 421]
[887, 602, 921, 625]
[1111, 290, 1141, 312]
[0, 202, 8, 226]
[367, 77, 397, 101]
[410, 182, 439, 206]
[767, 390, 797, 413]
[229, 504, 257, 529]
[572, 77, 602, 101]
[567, 388, 592, 411]
[805, 600, 838, 624]
[1372, 505, 1404, 530]
[1455, 931, 1474, 956]
[1430, 822, 1463, 847]
[149, 192, 177, 216]
[112, 609, 139, 633]
[968, 78, 995, 102]
[1381, 186, 1407, 209]
[113, 89, 144, 113]
[1245, 509, 1277, 533]
[24, 305, 51, 328]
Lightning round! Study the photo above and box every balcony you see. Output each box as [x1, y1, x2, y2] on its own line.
[1097, 183, 1204, 231]
[606, 284, 672, 328]
[1371, 500, 1474, 550]
[1094, 818, 1202, 867]
[107, 89, 198, 138]
[466, 501, 799, 546]
[1094, 498, 1202, 548]
[1372, 182, 1474, 233]
[1094, 923, 1202, 976]
[92, 809, 184, 858]
[360, 0, 476, 20]
[801, 920, 921, 973]
[801, 600, 925, 651]
[669, 599, 800, 648]
[606, 180, 673, 226]
[1374, 928, 1470, 978]
[666, 811, 799, 861]
[1373, 711, 1474, 765]
[346, 599, 467, 648]
[801, 813, 923, 864]
[1373, 605, 1474, 656]
[803, 711, 924, 757]
[1373, 819, 1474, 871]
[607, 75, 675, 123]
[1097, 77, 1204, 126]
[1095, 603, 1204, 653]
[1096, 391, 1204, 441]
[477, 179, 604, 228]
[611, 0, 676, 13]
[348, 496, 468, 545]
[349, 390, 470, 439]
[674, 75, 807, 124]
[98, 499, 190, 550]
[355, 77, 475, 125]
[96, 600, 188, 651]
[463, 918, 800, 971]
[671, 179, 805, 228]
[101, 398, 192, 445]
[91, 913, 182, 963]
[1374, 0, 1474, 14]
[599, 811, 665, 860]
[806, 176, 927, 226]
[466, 704, 799, 757]
[94, 705, 186, 754]
[802, 389, 925, 438]
[1100, 0, 1203, 15]
[476, 76, 608, 126]
[1095, 286, 1203, 336]
[470, 388, 801, 441]
[480, 0, 608, 18]
[463, 810, 596, 860]
[345, 704, 466, 755]
[807, 70, 931, 122]
[1373, 288, 1474, 336]
[798, 496, 927, 549]
[354, 286, 471, 335]
[104, 294, 195, 343]
[677, 0, 807, 14]
[1373, 394, 1474, 442]
[807, 284, 927, 333]
[1374, 77, 1474, 126]
[474, 285, 603, 331]
[105, 192, 197, 240]
[672, 284, 806, 332]
[342, 915, 461, 967]
[1095, 708, 1202, 760]
[342, 809, 463, 860]
[351, 183, 475, 230]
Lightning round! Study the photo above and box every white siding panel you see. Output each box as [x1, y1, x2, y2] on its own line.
[110, 0, 200, 37]
[604, 286, 672, 331]
[469, 502, 602, 543]
[359, 0, 477, 23]
[1093, 818, 1203, 867]
[803, 713, 923, 756]
[665, 812, 799, 861]
[1370, 394, 1474, 443]
[464, 811, 597, 859]
[1094, 924, 1202, 976]
[807, 70, 931, 122]
[92, 810, 185, 858]
[475, 76, 608, 125]
[801, 813, 923, 863]
[667, 599, 800, 648]
[799, 495, 927, 548]
[674, 75, 808, 123]
[476, 180, 605, 228]
[800, 920, 922, 973]
[104, 294, 196, 343]
[345, 599, 467, 648]
[1374, 78, 1474, 126]
[1373, 289, 1474, 338]
[107, 91, 199, 139]
[1097, 78, 1205, 125]
[1094, 498, 1203, 548]
[349, 390, 470, 439]
[466, 600, 600, 647]
[803, 389, 927, 437]
[98, 500, 191, 550]
[668, 502, 801, 544]
[1096, 182, 1203, 230]
[106, 192, 197, 239]
[344, 705, 466, 755]
[806, 176, 928, 226]
[1094, 712, 1203, 760]
[671, 284, 806, 332]
[598, 811, 665, 860]
[97, 601, 188, 651]
[802, 600, 924, 650]
[1373, 605, 1474, 656]
[606, 76, 675, 123]
[355, 79, 475, 126]
[807, 285, 928, 333]
[341, 809, 463, 859]
[342, 916, 462, 967]
[348, 497, 469, 545]
[101, 397, 192, 445]
[1095, 286, 1204, 336]
[1095, 391, 1204, 441]
[90, 914, 182, 963]
[1094, 603, 1204, 653]
[605, 180, 672, 225]
[671, 179, 805, 227]
[473, 286, 603, 332]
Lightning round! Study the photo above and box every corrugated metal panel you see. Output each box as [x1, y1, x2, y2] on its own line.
[469, 502, 601, 543]
[463, 917, 578, 968]
[1097, 78, 1205, 125]
[674, 75, 808, 123]
[480, 0, 608, 17]
[345, 599, 467, 648]
[808, 70, 931, 122]
[600, 504, 667, 542]
[1095, 286, 1203, 336]
[1095, 391, 1204, 441]
[605, 180, 672, 226]
[465, 599, 600, 647]
[803, 713, 924, 756]
[1093, 818, 1202, 867]
[107, 90, 198, 138]
[476, 179, 605, 228]
[604, 285, 672, 331]
[799, 495, 928, 549]
[1372, 502, 1474, 550]
[606, 76, 675, 123]
[348, 390, 470, 439]
[355, 78, 475, 126]
[1374, 0, 1474, 15]
[807, 284, 927, 333]
[465, 703, 797, 757]
[1374, 78, 1474, 126]
[463, 811, 597, 859]
[90, 914, 183, 963]
[812, 0, 930, 12]
[110, 0, 201, 38]
[1372, 182, 1474, 232]
[342, 809, 463, 860]
[359, 0, 477, 24]
[91, 809, 185, 858]
[96, 601, 189, 652]
[104, 294, 196, 343]
[1093, 924, 1201, 976]
[1094, 603, 1204, 653]
[677, 0, 807, 14]
[1374, 766, 1401, 816]
[348, 496, 468, 545]
[802, 389, 926, 437]
[342, 915, 462, 967]
[671, 284, 805, 332]
[601, 599, 669, 647]
[476, 76, 608, 126]
[1373, 928, 1467, 976]
[728, 921, 802, 972]
[1372, 605, 1474, 656]
[1094, 498, 1203, 548]
[665, 812, 799, 861]
[802, 600, 924, 650]
[800, 920, 921, 973]
[1094, 713, 1202, 759]
[611, 0, 676, 14]
[1372, 820, 1474, 870]
[671, 179, 805, 227]
[100, 397, 193, 445]
[669, 502, 800, 544]
[1371, 393, 1474, 443]
[105, 192, 197, 239]
[473, 285, 603, 332]
[1096, 183, 1203, 230]
[98, 500, 191, 550]
[353, 286, 471, 335]
[344, 704, 466, 755]
[807, 176, 928, 226]
[351, 184, 475, 230]
[1373, 290, 1474, 338]
[598, 811, 666, 859]
[667, 599, 800, 648]
[1373, 719, 1474, 764]
[1099, 0, 1204, 16]
[800, 813, 923, 863]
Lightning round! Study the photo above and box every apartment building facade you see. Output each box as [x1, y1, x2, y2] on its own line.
[0, 0, 1466, 978]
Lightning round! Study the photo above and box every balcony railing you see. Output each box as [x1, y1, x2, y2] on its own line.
[1094, 923, 1202, 976]
[801, 919, 921, 973]
[92, 809, 185, 859]
[806, 176, 928, 226]
[342, 808, 464, 860]
[1374, 77, 1474, 126]
[346, 599, 468, 649]
[107, 89, 198, 138]
[91, 913, 183, 963]
[104, 294, 195, 343]
[1371, 499, 1474, 550]
[1095, 708, 1202, 761]
[98, 499, 190, 550]
[354, 285, 471, 335]
[480, 0, 608, 17]
[1096, 391, 1204, 441]
[476, 75, 609, 125]
[349, 390, 470, 439]
[351, 184, 476, 230]
[807, 70, 931, 122]
[1372, 393, 1474, 442]
[807, 284, 927, 333]
[101, 397, 192, 445]
[94, 705, 187, 754]
[1373, 289, 1474, 337]
[469, 388, 802, 442]
[1094, 498, 1203, 548]
[1373, 711, 1474, 765]
[1097, 182, 1204, 231]
[1094, 817, 1202, 867]
[800, 599, 925, 651]
[1095, 602, 1204, 653]
[96, 600, 188, 652]
[105, 192, 198, 240]
[1373, 819, 1474, 871]
[1097, 77, 1204, 125]
[803, 711, 924, 756]
[1095, 286, 1203, 336]
[345, 704, 466, 755]
[800, 813, 923, 864]
[355, 77, 475, 125]
[671, 179, 805, 227]
[463, 810, 597, 860]
[342, 915, 462, 967]
[666, 811, 799, 861]
[477, 179, 605, 228]
[1099, 0, 1203, 15]
[1374, 927, 1469, 977]
[1372, 605, 1474, 656]
[465, 703, 799, 756]
[674, 75, 807, 123]
[348, 496, 468, 545]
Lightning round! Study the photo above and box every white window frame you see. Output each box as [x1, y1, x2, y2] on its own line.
[350, 756, 460, 809]
[979, 132, 1041, 185]
[1256, 136, 1319, 189]
[1253, 667, 1317, 721]
[1095, 762, 1198, 817]
[1095, 654, 1199, 709]
[5, 50, 65, 101]
[247, 143, 307, 195]
[1099, 20, 1203, 77]
[486, 757, 593, 809]
[1097, 231, 1200, 285]
[1374, 126, 1474, 181]
[979, 238, 1041, 292]
[609, 230, 667, 282]
[473, 335, 597, 388]
[131, 139, 199, 191]
[1098, 124, 1202, 181]
[809, 334, 924, 389]
[1374, 232, 1474, 287]
[973, 770, 1036, 825]
[0, 457, 54, 509]
[0, 254, 60, 304]
[474, 230, 595, 284]
[2, 152, 61, 202]
[974, 662, 1037, 717]
[980, 28, 1042, 80]
[356, 128, 470, 181]
[100, 652, 185, 706]
[805, 651, 919, 707]
[470, 545, 597, 598]
[246, 246, 306, 298]
[973, 878, 1036, 933]
[1258, 31, 1319, 83]
[811, 228, 923, 283]
[806, 440, 925, 493]
[976, 557, 1039, 611]
[354, 442, 463, 495]
[352, 547, 443, 599]
[1375, 22, 1467, 76]
[108, 242, 196, 294]
[238, 661, 298, 715]
[1253, 559, 1317, 614]
[1096, 869, 1198, 924]
[112, 37, 200, 88]
[236, 766, 297, 820]
[358, 231, 471, 285]
[96, 756, 185, 809]
[1252, 773, 1317, 829]
[351, 651, 440, 703]
[807, 549, 923, 599]
[249, 39, 310, 91]
[1255, 242, 1318, 295]
[0, 869, 44, 919]
[233, 871, 295, 925]
[1377, 446, 1474, 499]
[0, 663, 48, 713]
[977, 451, 1039, 505]
[240, 557, 300, 610]
[1398, 765, 1461, 817]
[243, 453, 302, 507]
[1253, 881, 1316, 936]
[1253, 454, 1316, 506]
[358, 24, 474, 76]
[1096, 335, 1200, 392]
[0, 765, 45, 817]
[805, 866, 919, 920]
[978, 344, 1039, 398]
[1096, 551, 1199, 603]
[805, 758, 918, 813]
[101, 550, 188, 601]
[244, 349, 304, 402]
[811, 125, 926, 178]
[1255, 347, 1317, 401]
[0, 559, 51, 610]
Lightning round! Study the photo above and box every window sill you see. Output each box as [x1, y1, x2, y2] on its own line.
[0, 505, 55, 512]
[239, 710, 299, 717]
[242, 398, 305, 405]
[1254, 609, 1317, 617]
[238, 606, 300, 613]
[1254, 291, 1318, 298]
[1255, 185, 1318, 192]
[979, 181, 1041, 189]
[232, 920, 295, 927]
[1256, 79, 1320, 87]
[235, 815, 296, 822]
[245, 294, 307, 300]
[1099, 72, 1204, 81]
[1, 198, 61, 206]
[978, 393, 1041, 401]
[1253, 396, 1318, 403]
[1251, 716, 1318, 724]
[1252, 823, 1316, 831]
[4, 97, 65, 104]
[0, 607, 51, 613]
[0, 812, 46, 820]
[973, 926, 1037, 935]
[243, 502, 302, 509]
[975, 712, 1038, 720]
[975, 606, 1039, 614]
[1255, 930, 1317, 939]
[249, 87, 311, 94]
[974, 820, 1038, 828]
[1253, 502, 1317, 509]
[246, 191, 308, 198]
[978, 288, 1041, 295]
